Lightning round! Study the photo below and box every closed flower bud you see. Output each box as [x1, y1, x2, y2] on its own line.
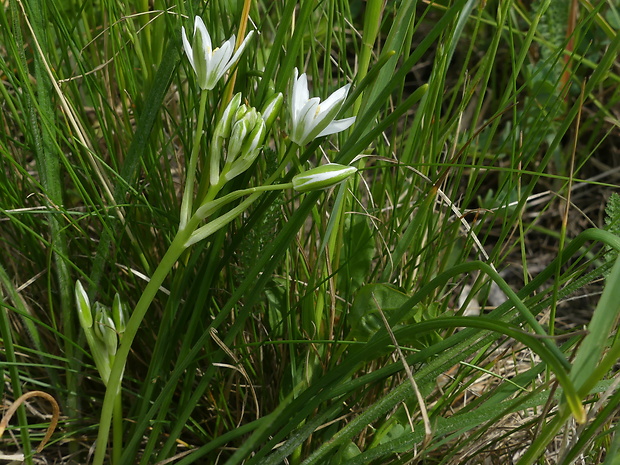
[223, 118, 267, 182]
[211, 98, 268, 185]
[75, 280, 93, 329]
[112, 293, 128, 335]
[94, 303, 118, 357]
[227, 108, 259, 163]
[261, 92, 283, 129]
[233, 104, 249, 123]
[292, 163, 357, 192]
[214, 93, 242, 140]
[211, 93, 243, 186]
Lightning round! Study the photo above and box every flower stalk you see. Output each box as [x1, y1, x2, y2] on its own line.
[180, 90, 209, 230]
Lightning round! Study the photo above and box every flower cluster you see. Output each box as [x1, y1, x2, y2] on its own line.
[75, 281, 128, 386]
[181, 16, 357, 193]
[210, 92, 283, 186]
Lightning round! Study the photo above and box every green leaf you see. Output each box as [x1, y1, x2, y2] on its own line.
[349, 284, 412, 341]
[340, 215, 374, 294]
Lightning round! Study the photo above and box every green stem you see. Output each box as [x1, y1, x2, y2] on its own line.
[93, 141, 300, 463]
[92, 217, 199, 465]
[180, 91, 209, 229]
[92, 181, 293, 462]
[112, 393, 123, 465]
[353, 0, 383, 116]
[187, 183, 293, 247]
[194, 183, 293, 221]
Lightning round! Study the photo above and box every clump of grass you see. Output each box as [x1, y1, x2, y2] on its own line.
[1, 1, 620, 464]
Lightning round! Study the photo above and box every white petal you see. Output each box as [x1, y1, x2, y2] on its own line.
[228, 30, 254, 70]
[292, 98, 320, 144]
[319, 83, 350, 114]
[194, 16, 212, 53]
[317, 116, 356, 137]
[292, 71, 310, 118]
[211, 38, 235, 84]
[181, 26, 195, 70]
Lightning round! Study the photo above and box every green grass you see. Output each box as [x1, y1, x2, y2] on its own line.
[1, 0, 620, 464]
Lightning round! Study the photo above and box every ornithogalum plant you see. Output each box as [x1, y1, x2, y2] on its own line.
[91, 17, 358, 465]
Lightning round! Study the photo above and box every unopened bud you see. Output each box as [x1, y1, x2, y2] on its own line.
[94, 303, 117, 356]
[75, 280, 93, 329]
[292, 163, 357, 192]
[223, 118, 267, 182]
[112, 293, 128, 335]
[227, 108, 258, 163]
[211, 93, 243, 185]
[261, 92, 283, 129]
[215, 93, 243, 140]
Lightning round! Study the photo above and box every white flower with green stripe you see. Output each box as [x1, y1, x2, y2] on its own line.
[182, 16, 253, 91]
[288, 68, 356, 146]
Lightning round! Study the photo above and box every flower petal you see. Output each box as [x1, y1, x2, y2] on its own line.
[181, 26, 195, 70]
[209, 37, 235, 87]
[291, 97, 320, 145]
[319, 83, 350, 114]
[191, 19, 210, 88]
[227, 30, 254, 71]
[317, 116, 356, 137]
[194, 16, 212, 53]
[292, 70, 310, 119]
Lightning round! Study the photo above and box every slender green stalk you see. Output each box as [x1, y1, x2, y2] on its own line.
[91, 223, 196, 465]
[92, 181, 294, 463]
[180, 91, 210, 229]
[353, 0, 384, 116]
[112, 394, 122, 465]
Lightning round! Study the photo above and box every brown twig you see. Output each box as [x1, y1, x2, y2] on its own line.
[0, 391, 60, 454]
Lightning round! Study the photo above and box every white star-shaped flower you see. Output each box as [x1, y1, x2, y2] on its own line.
[288, 68, 356, 146]
[182, 16, 254, 91]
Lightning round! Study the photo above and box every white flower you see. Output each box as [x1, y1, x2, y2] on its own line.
[182, 16, 254, 90]
[288, 68, 356, 146]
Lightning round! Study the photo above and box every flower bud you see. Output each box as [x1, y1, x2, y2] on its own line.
[292, 163, 357, 192]
[223, 118, 267, 182]
[112, 293, 128, 335]
[233, 104, 249, 123]
[215, 93, 243, 139]
[75, 280, 93, 329]
[94, 303, 118, 356]
[209, 95, 269, 186]
[211, 93, 243, 186]
[261, 92, 283, 129]
[227, 108, 258, 163]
